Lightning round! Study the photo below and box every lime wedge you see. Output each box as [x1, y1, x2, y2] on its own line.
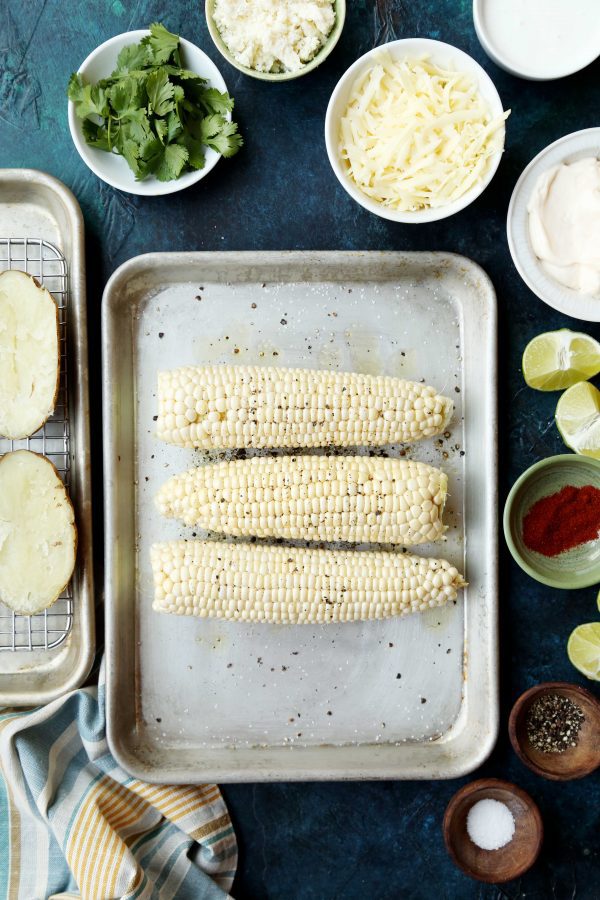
[567, 622, 600, 681]
[555, 382, 600, 459]
[522, 330, 600, 391]
[597, 589, 600, 613]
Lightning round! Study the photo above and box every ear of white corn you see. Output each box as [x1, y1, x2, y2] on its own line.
[151, 540, 466, 624]
[156, 365, 453, 450]
[155, 455, 448, 545]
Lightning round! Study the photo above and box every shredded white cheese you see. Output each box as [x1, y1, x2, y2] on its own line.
[338, 53, 510, 211]
[213, 0, 336, 73]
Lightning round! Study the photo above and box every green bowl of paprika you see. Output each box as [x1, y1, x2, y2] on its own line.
[504, 454, 600, 589]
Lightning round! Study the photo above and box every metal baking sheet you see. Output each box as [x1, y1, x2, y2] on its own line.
[0, 170, 94, 706]
[103, 251, 498, 781]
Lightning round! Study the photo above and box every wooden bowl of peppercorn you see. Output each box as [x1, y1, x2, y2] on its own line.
[503, 454, 600, 589]
[509, 682, 600, 780]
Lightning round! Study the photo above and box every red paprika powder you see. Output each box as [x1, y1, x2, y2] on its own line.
[522, 484, 600, 557]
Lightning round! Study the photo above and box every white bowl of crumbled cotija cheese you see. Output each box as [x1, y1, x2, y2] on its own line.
[206, 0, 345, 80]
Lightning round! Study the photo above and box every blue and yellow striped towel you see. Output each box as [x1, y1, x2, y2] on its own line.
[0, 666, 237, 899]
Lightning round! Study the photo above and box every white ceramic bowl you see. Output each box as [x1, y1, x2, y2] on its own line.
[68, 31, 229, 196]
[507, 128, 600, 322]
[473, 0, 600, 81]
[324, 38, 507, 224]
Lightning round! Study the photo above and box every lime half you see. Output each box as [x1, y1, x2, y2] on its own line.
[567, 622, 600, 681]
[522, 330, 600, 391]
[556, 382, 600, 459]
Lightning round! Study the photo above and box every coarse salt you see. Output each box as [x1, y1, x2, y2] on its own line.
[213, 0, 336, 74]
[466, 798, 515, 851]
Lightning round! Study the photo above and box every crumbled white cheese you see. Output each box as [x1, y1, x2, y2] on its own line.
[339, 52, 510, 211]
[213, 0, 336, 73]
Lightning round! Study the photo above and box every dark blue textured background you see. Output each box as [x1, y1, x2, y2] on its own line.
[1, 1, 599, 897]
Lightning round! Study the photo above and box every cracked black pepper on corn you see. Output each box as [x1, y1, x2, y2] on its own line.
[151, 363, 464, 624]
[151, 541, 466, 624]
[155, 455, 448, 545]
[155, 364, 454, 449]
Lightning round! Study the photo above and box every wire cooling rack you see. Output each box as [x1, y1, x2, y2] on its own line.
[0, 239, 73, 651]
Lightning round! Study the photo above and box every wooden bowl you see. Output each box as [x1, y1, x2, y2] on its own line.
[509, 682, 600, 781]
[443, 779, 543, 883]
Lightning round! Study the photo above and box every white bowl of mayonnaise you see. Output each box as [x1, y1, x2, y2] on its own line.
[507, 129, 600, 322]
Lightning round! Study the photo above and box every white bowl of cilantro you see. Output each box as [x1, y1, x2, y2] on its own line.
[67, 23, 243, 196]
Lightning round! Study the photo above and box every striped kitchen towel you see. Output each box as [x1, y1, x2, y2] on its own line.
[0, 663, 237, 900]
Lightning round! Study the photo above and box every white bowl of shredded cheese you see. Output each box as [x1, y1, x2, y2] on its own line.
[206, 0, 345, 81]
[325, 39, 509, 223]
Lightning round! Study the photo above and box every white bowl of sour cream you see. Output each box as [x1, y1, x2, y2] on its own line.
[507, 129, 600, 322]
[473, 0, 600, 80]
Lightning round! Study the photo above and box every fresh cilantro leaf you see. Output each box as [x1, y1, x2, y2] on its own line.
[85, 84, 110, 118]
[189, 113, 225, 143]
[166, 109, 183, 143]
[121, 138, 142, 177]
[186, 142, 206, 170]
[141, 23, 179, 65]
[205, 120, 244, 157]
[68, 73, 109, 119]
[106, 118, 126, 153]
[179, 97, 202, 116]
[125, 113, 152, 144]
[199, 88, 234, 115]
[178, 134, 206, 170]
[189, 116, 243, 157]
[146, 68, 175, 117]
[154, 117, 168, 143]
[155, 143, 189, 181]
[163, 65, 207, 83]
[113, 42, 150, 75]
[82, 118, 110, 151]
[109, 77, 144, 118]
[67, 73, 85, 103]
[137, 137, 164, 178]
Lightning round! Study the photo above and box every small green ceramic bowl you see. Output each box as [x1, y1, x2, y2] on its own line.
[205, 0, 346, 81]
[504, 454, 600, 589]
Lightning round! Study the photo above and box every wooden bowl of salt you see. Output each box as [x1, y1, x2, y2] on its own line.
[443, 778, 543, 883]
